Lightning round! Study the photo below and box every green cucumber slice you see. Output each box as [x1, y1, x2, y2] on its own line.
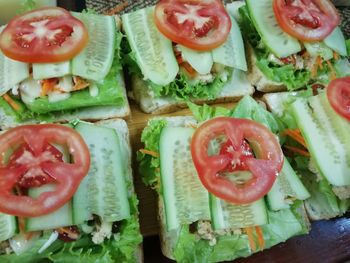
[72, 13, 116, 81]
[246, 0, 301, 58]
[324, 27, 347, 57]
[0, 213, 17, 242]
[291, 95, 350, 186]
[26, 184, 73, 232]
[304, 42, 333, 61]
[0, 52, 29, 95]
[267, 157, 310, 211]
[32, 61, 71, 80]
[73, 122, 130, 224]
[212, 13, 247, 71]
[334, 59, 350, 77]
[209, 194, 267, 230]
[122, 7, 179, 86]
[159, 127, 210, 231]
[178, 45, 213, 75]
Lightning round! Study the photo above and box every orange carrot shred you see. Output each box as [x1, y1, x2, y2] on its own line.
[316, 56, 323, 70]
[281, 129, 308, 149]
[3, 94, 20, 111]
[104, 1, 129, 15]
[245, 227, 256, 252]
[284, 145, 310, 157]
[333, 51, 339, 61]
[255, 226, 265, 251]
[326, 60, 337, 80]
[139, 149, 160, 158]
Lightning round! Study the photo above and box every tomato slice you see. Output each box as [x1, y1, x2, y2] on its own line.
[154, 0, 231, 51]
[191, 117, 284, 204]
[0, 7, 88, 63]
[0, 124, 90, 217]
[327, 77, 350, 121]
[273, 0, 339, 42]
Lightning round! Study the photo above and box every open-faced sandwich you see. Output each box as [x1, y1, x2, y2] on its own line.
[238, 0, 350, 92]
[0, 7, 130, 130]
[138, 96, 311, 262]
[263, 76, 350, 220]
[0, 119, 142, 262]
[121, 0, 254, 114]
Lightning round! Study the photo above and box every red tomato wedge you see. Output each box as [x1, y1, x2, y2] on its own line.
[0, 124, 90, 217]
[0, 7, 88, 63]
[327, 77, 350, 121]
[273, 0, 339, 42]
[154, 0, 231, 51]
[191, 117, 284, 204]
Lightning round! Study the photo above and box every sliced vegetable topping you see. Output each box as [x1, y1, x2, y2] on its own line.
[0, 7, 88, 63]
[154, 0, 231, 51]
[0, 124, 90, 217]
[273, 0, 339, 42]
[191, 117, 284, 204]
[327, 76, 350, 121]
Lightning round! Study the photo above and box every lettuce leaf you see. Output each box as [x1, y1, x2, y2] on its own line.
[346, 39, 350, 56]
[137, 119, 167, 191]
[19, 0, 36, 14]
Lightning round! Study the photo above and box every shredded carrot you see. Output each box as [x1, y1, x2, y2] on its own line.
[2, 94, 20, 111]
[41, 78, 58, 96]
[255, 226, 265, 251]
[284, 145, 310, 157]
[245, 227, 256, 252]
[182, 62, 197, 77]
[301, 51, 310, 58]
[139, 149, 159, 158]
[176, 54, 184, 65]
[333, 51, 339, 61]
[326, 60, 337, 80]
[281, 129, 308, 149]
[316, 56, 323, 70]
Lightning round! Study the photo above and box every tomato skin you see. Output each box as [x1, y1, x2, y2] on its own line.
[191, 117, 284, 205]
[0, 124, 90, 217]
[273, 0, 339, 42]
[327, 77, 350, 121]
[154, 0, 231, 51]
[0, 7, 88, 63]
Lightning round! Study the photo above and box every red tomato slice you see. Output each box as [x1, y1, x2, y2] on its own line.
[0, 124, 90, 217]
[191, 117, 284, 204]
[327, 77, 350, 121]
[154, 0, 231, 51]
[0, 7, 88, 63]
[273, 0, 339, 42]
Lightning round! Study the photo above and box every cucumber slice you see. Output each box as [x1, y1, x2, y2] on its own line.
[324, 27, 347, 57]
[212, 13, 247, 71]
[122, 7, 179, 86]
[178, 45, 213, 75]
[0, 213, 17, 242]
[210, 194, 267, 230]
[159, 127, 210, 231]
[32, 61, 71, 80]
[291, 95, 350, 186]
[71, 13, 116, 81]
[334, 59, 350, 77]
[73, 122, 130, 224]
[0, 52, 29, 96]
[267, 157, 310, 211]
[246, 0, 301, 58]
[304, 42, 333, 61]
[26, 184, 73, 232]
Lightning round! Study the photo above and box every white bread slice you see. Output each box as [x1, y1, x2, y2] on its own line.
[130, 69, 254, 114]
[246, 44, 286, 93]
[0, 72, 130, 130]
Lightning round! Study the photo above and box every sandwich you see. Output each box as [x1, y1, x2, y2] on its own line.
[138, 95, 311, 262]
[0, 119, 142, 262]
[0, 7, 130, 130]
[121, 0, 254, 114]
[263, 76, 350, 220]
[238, 0, 350, 92]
